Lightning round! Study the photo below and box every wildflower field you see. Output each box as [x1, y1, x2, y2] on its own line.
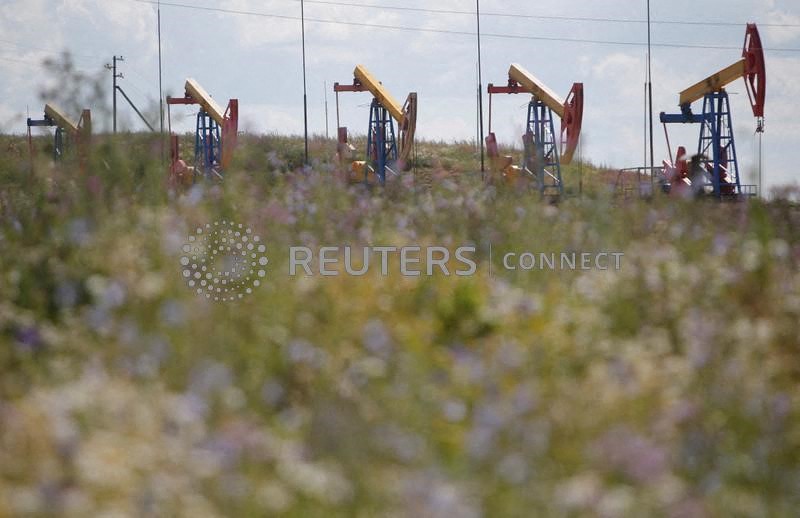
[1, 134, 799, 517]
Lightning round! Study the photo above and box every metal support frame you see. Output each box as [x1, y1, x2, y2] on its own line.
[334, 66, 416, 187]
[655, 24, 764, 200]
[660, 90, 742, 198]
[106, 55, 124, 134]
[26, 116, 63, 161]
[698, 91, 740, 197]
[166, 83, 237, 184]
[365, 99, 397, 186]
[523, 99, 563, 196]
[195, 109, 222, 176]
[486, 71, 581, 198]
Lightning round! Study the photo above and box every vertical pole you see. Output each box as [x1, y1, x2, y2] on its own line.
[324, 81, 329, 140]
[109, 56, 124, 134]
[644, 80, 648, 196]
[113, 56, 118, 133]
[476, 0, 485, 178]
[301, 0, 309, 166]
[757, 118, 764, 198]
[646, 0, 655, 187]
[643, 80, 647, 168]
[27, 125, 34, 172]
[335, 90, 340, 131]
[158, 0, 165, 163]
[158, 1, 164, 135]
[579, 139, 583, 196]
[487, 90, 492, 134]
[475, 64, 478, 153]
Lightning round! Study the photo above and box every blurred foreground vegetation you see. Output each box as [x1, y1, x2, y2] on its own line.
[1, 133, 799, 517]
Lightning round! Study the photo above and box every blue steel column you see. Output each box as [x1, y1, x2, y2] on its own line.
[366, 100, 377, 184]
[724, 94, 742, 194]
[195, 111, 203, 172]
[376, 105, 386, 185]
[712, 93, 722, 197]
[366, 99, 397, 186]
[526, 99, 563, 196]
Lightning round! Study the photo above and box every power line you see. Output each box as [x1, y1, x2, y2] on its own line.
[290, 0, 800, 29]
[124, 77, 155, 102]
[0, 56, 42, 67]
[0, 53, 98, 74]
[0, 38, 104, 61]
[129, 0, 800, 53]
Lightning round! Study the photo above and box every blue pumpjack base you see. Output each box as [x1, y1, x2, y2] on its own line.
[365, 99, 398, 186]
[659, 90, 742, 198]
[524, 99, 563, 197]
[195, 110, 222, 179]
[26, 116, 65, 161]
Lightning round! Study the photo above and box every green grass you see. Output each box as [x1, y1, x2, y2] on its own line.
[1, 133, 799, 516]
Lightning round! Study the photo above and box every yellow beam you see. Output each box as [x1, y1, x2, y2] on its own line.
[509, 64, 565, 118]
[44, 104, 79, 134]
[679, 59, 746, 106]
[354, 65, 405, 123]
[185, 78, 226, 126]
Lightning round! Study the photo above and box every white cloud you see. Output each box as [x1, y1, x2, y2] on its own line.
[763, 3, 800, 45]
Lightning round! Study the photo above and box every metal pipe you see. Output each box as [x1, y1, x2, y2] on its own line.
[117, 87, 157, 132]
[301, 0, 309, 166]
[113, 56, 117, 133]
[476, 0, 485, 177]
[647, 0, 655, 191]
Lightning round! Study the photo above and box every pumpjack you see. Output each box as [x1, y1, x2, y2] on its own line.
[26, 104, 91, 163]
[660, 23, 765, 198]
[166, 79, 238, 187]
[334, 65, 418, 185]
[487, 64, 584, 197]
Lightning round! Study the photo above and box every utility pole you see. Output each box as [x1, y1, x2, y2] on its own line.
[324, 81, 329, 140]
[301, 0, 309, 166]
[158, 0, 164, 136]
[106, 56, 124, 133]
[105, 56, 157, 133]
[476, 0, 485, 178]
[646, 0, 655, 190]
[757, 118, 764, 198]
[476, 63, 480, 155]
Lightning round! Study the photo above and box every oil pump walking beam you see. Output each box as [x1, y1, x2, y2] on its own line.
[487, 64, 583, 165]
[658, 24, 765, 198]
[674, 24, 765, 117]
[44, 104, 79, 134]
[165, 78, 238, 181]
[333, 65, 418, 184]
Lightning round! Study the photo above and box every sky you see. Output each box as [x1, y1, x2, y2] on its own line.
[1, 0, 799, 190]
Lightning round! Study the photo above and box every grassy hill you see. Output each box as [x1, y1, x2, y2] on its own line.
[1, 133, 799, 516]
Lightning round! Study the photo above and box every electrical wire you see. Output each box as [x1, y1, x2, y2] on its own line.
[0, 38, 104, 61]
[129, 0, 800, 53]
[0, 55, 43, 67]
[0, 52, 97, 74]
[289, 0, 800, 29]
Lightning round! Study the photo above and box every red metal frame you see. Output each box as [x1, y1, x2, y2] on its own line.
[486, 80, 584, 164]
[487, 80, 525, 96]
[333, 79, 367, 93]
[561, 83, 584, 164]
[221, 100, 238, 169]
[166, 93, 238, 182]
[743, 23, 766, 118]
